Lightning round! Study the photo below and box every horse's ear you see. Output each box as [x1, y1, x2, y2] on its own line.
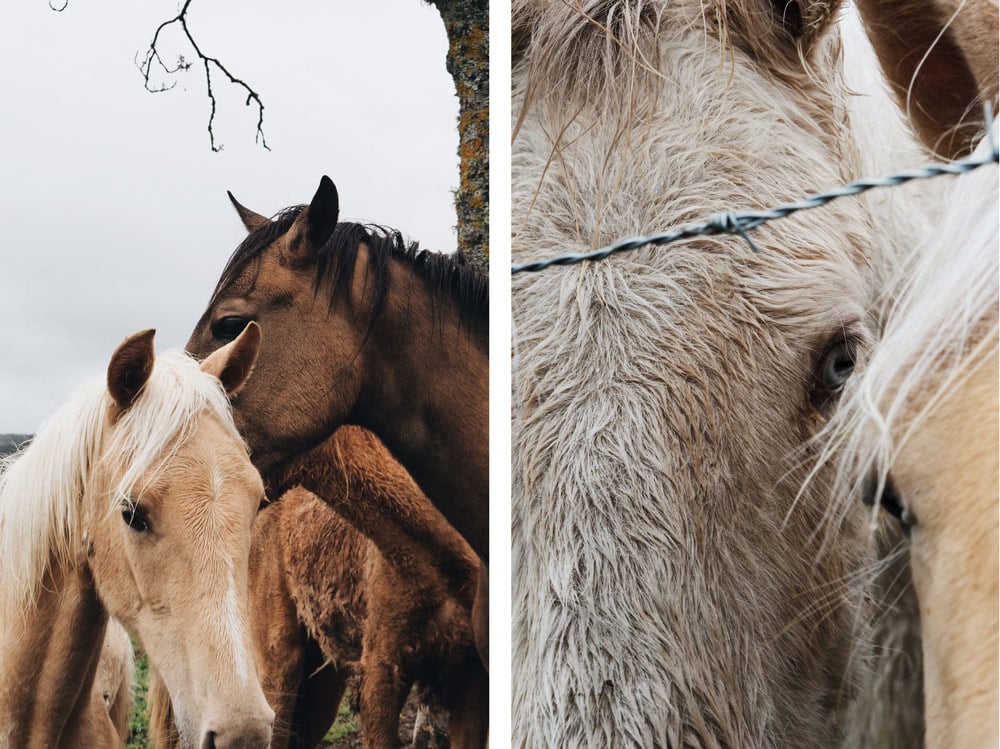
[107, 329, 156, 418]
[228, 191, 270, 234]
[854, 0, 996, 159]
[200, 321, 261, 396]
[284, 176, 340, 264]
[712, 0, 841, 66]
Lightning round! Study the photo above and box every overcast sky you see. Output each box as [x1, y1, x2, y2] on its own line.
[0, 0, 459, 433]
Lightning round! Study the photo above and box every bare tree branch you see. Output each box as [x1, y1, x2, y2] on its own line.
[135, 0, 269, 152]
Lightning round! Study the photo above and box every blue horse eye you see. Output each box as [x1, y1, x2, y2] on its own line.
[821, 341, 855, 391]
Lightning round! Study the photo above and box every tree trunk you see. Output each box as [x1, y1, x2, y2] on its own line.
[429, 0, 489, 270]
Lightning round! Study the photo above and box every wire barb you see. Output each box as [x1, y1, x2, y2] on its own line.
[708, 212, 762, 253]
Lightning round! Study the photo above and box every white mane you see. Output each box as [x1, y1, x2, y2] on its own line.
[0, 349, 242, 618]
[822, 122, 999, 509]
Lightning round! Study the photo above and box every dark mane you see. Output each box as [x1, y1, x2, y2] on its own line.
[210, 206, 488, 344]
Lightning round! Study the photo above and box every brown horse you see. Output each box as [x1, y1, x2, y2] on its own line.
[0, 326, 273, 748]
[824, 1, 998, 745]
[149, 427, 487, 749]
[185, 180, 489, 662]
[185, 182, 488, 561]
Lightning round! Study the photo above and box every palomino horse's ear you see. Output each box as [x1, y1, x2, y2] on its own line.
[228, 191, 270, 234]
[284, 176, 340, 263]
[107, 329, 156, 416]
[711, 0, 841, 66]
[854, 0, 997, 159]
[200, 321, 262, 396]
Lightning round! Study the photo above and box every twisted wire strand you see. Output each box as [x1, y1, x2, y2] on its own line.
[512, 111, 999, 275]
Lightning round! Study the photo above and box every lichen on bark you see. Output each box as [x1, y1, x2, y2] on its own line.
[429, 0, 489, 271]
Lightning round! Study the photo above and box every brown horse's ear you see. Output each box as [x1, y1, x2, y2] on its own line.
[283, 176, 340, 264]
[107, 329, 156, 418]
[200, 321, 262, 396]
[855, 0, 996, 159]
[711, 0, 842, 66]
[228, 191, 270, 234]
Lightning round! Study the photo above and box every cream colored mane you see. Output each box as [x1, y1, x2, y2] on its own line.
[0, 349, 242, 619]
[821, 123, 999, 508]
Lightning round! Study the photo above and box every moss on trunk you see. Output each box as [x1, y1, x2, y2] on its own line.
[430, 0, 489, 270]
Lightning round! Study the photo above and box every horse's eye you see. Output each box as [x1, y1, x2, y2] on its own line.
[820, 341, 855, 391]
[121, 503, 151, 533]
[211, 316, 252, 342]
[810, 338, 859, 412]
[863, 476, 916, 536]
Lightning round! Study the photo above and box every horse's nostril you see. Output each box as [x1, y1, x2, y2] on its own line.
[200, 730, 217, 749]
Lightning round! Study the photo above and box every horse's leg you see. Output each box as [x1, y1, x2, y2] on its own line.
[360, 664, 411, 748]
[249, 506, 307, 749]
[288, 639, 349, 749]
[147, 670, 182, 749]
[260, 630, 307, 749]
[359, 611, 411, 749]
[439, 656, 489, 749]
[411, 686, 450, 748]
[97, 619, 134, 743]
[472, 564, 488, 667]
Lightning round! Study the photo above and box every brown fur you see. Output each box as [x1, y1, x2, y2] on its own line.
[186, 181, 489, 563]
[263, 426, 487, 749]
[854, 0, 998, 158]
[186, 182, 489, 665]
[150, 427, 487, 749]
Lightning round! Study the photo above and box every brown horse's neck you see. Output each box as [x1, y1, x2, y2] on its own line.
[350, 263, 489, 562]
[277, 427, 480, 607]
[0, 556, 115, 748]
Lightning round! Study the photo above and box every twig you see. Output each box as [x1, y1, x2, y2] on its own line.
[136, 0, 269, 152]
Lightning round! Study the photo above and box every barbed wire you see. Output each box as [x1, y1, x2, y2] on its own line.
[511, 110, 999, 275]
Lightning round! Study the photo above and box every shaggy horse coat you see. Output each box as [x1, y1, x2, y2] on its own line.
[511, 0, 936, 745]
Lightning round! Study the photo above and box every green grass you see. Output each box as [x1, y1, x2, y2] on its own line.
[126, 642, 150, 749]
[124, 640, 363, 748]
[322, 694, 361, 743]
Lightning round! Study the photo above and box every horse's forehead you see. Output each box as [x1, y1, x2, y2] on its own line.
[172, 416, 255, 484]
[219, 243, 303, 302]
[107, 414, 257, 499]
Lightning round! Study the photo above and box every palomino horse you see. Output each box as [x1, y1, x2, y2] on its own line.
[0, 326, 274, 748]
[511, 0, 936, 745]
[149, 426, 487, 749]
[822, 1, 998, 745]
[185, 180, 490, 659]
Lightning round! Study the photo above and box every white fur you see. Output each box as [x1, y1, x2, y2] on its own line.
[223, 556, 251, 685]
[511, 1, 932, 745]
